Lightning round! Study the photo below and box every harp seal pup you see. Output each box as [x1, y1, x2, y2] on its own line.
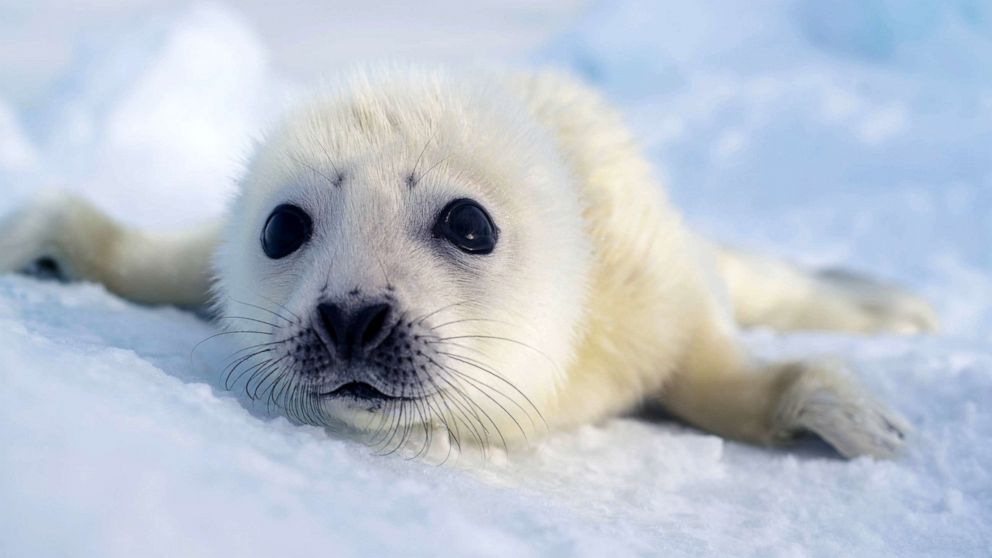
[0, 65, 937, 459]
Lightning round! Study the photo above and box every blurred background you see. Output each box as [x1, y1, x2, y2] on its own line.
[0, 0, 588, 103]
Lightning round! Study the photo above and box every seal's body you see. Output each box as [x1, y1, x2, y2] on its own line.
[0, 66, 936, 458]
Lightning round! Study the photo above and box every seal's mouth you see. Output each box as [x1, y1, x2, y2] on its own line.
[320, 381, 406, 401]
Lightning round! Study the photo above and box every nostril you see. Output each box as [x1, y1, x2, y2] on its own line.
[355, 303, 391, 348]
[317, 302, 348, 353]
[317, 301, 393, 359]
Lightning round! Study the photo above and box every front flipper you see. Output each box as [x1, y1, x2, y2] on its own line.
[773, 361, 909, 459]
[0, 190, 220, 308]
[661, 331, 909, 459]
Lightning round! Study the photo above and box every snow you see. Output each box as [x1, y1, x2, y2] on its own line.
[1, 1, 990, 556]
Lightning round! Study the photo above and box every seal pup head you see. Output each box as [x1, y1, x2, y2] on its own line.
[214, 66, 589, 453]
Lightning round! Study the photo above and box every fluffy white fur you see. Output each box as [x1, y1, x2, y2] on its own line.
[0, 65, 937, 459]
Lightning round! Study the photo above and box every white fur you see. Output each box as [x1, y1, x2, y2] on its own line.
[0, 65, 938, 459]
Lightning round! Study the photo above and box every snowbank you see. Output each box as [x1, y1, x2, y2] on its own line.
[10, 4, 286, 228]
[1, 2, 990, 556]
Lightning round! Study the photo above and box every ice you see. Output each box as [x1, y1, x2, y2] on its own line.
[1, 2, 990, 556]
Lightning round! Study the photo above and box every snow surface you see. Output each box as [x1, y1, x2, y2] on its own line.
[1, 1, 991, 556]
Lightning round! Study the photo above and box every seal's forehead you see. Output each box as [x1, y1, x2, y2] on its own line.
[260, 96, 522, 180]
[280, 69, 540, 158]
[242, 68, 571, 222]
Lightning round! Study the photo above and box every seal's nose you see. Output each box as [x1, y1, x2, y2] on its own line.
[317, 302, 392, 360]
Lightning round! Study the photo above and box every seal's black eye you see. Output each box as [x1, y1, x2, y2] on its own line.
[433, 198, 498, 255]
[261, 204, 312, 259]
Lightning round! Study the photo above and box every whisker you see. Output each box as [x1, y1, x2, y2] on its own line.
[225, 339, 286, 359]
[367, 400, 397, 447]
[438, 363, 529, 441]
[430, 317, 513, 330]
[408, 126, 439, 188]
[418, 155, 450, 185]
[427, 335, 560, 373]
[420, 386, 459, 463]
[215, 315, 283, 330]
[413, 300, 478, 326]
[424, 376, 463, 449]
[265, 372, 290, 413]
[191, 329, 272, 359]
[409, 396, 432, 460]
[289, 152, 341, 189]
[243, 358, 277, 400]
[227, 297, 296, 324]
[223, 348, 275, 390]
[376, 398, 407, 455]
[250, 357, 288, 401]
[431, 360, 515, 449]
[236, 357, 276, 396]
[254, 293, 304, 323]
[429, 368, 498, 456]
[436, 350, 547, 430]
